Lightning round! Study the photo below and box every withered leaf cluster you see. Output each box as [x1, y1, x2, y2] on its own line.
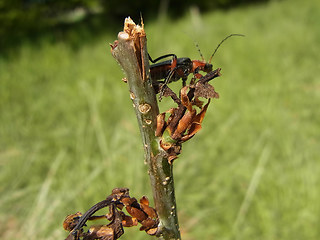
[156, 68, 221, 163]
[63, 188, 158, 240]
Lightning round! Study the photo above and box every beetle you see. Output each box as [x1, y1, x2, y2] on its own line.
[149, 34, 244, 96]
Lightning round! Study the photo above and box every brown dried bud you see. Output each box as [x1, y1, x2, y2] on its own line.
[126, 205, 148, 222]
[85, 225, 114, 240]
[121, 213, 138, 227]
[140, 218, 158, 231]
[146, 227, 158, 235]
[155, 113, 166, 137]
[63, 212, 82, 232]
[139, 196, 149, 206]
[111, 188, 129, 199]
[140, 197, 157, 219]
[160, 140, 174, 151]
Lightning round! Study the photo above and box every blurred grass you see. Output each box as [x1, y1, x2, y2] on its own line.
[1, 0, 319, 239]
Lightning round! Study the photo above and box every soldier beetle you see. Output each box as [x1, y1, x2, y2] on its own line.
[149, 34, 244, 97]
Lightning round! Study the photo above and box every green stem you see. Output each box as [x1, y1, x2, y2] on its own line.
[111, 18, 181, 239]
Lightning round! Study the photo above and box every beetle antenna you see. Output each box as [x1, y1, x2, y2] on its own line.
[209, 34, 245, 64]
[194, 42, 205, 62]
[184, 32, 205, 61]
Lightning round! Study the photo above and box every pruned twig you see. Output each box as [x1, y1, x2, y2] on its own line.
[110, 18, 181, 239]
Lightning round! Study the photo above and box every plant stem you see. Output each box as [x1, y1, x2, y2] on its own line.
[111, 18, 181, 239]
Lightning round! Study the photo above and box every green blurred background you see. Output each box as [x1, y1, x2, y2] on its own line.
[1, 0, 319, 239]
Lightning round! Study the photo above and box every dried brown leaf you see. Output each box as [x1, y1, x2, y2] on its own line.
[180, 124, 201, 142]
[192, 100, 210, 124]
[172, 109, 196, 139]
[194, 82, 219, 99]
[180, 86, 193, 111]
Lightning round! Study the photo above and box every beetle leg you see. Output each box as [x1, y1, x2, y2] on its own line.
[182, 77, 187, 87]
[148, 53, 177, 63]
[159, 66, 179, 100]
[192, 67, 203, 79]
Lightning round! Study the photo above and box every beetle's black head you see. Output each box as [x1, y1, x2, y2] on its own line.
[203, 63, 213, 73]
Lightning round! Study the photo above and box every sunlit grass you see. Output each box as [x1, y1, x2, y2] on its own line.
[1, 0, 319, 239]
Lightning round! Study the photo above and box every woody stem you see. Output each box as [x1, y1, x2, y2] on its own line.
[111, 18, 181, 240]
